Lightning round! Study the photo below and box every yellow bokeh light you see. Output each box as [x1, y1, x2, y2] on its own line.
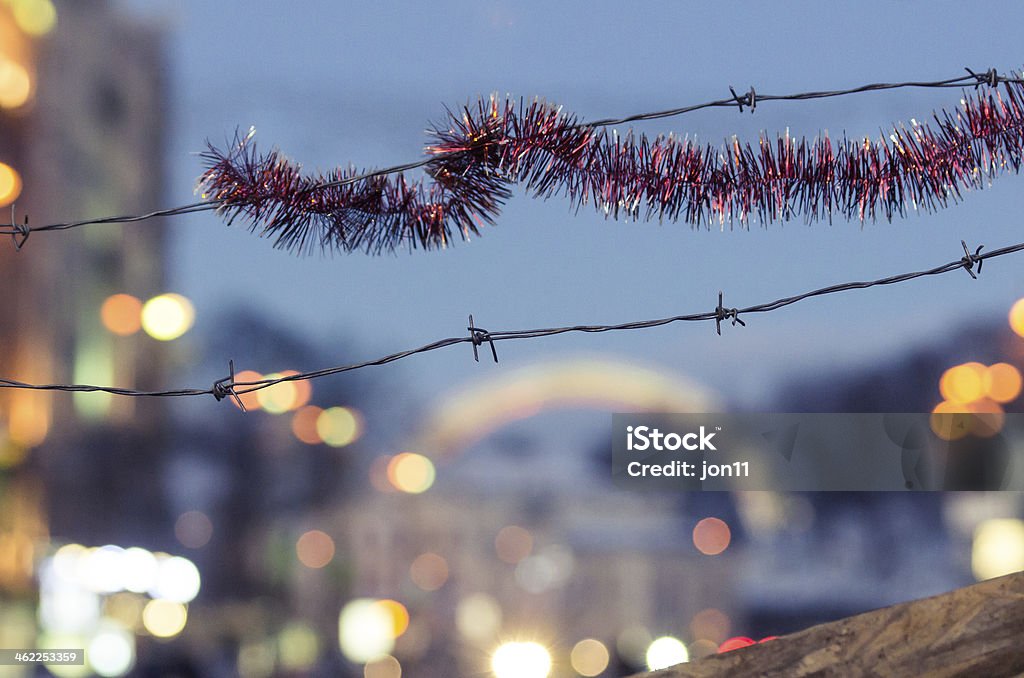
[386, 452, 435, 494]
[983, 363, 1022, 403]
[0, 58, 31, 109]
[491, 641, 551, 678]
[972, 518, 1024, 581]
[291, 405, 324, 444]
[1010, 298, 1024, 338]
[0, 161, 22, 207]
[12, 0, 57, 36]
[141, 294, 195, 341]
[456, 593, 502, 642]
[317, 407, 362, 447]
[570, 639, 610, 677]
[296, 530, 335, 569]
[373, 600, 409, 639]
[141, 599, 187, 638]
[692, 517, 731, 556]
[100, 294, 143, 336]
[939, 362, 986, 404]
[256, 370, 311, 414]
[930, 400, 972, 441]
[278, 622, 319, 671]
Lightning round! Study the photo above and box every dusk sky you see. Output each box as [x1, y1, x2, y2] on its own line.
[119, 0, 1024, 410]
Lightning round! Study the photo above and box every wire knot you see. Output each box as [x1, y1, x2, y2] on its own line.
[468, 314, 498, 363]
[212, 359, 246, 410]
[8, 206, 29, 251]
[715, 291, 746, 335]
[966, 67, 1000, 89]
[959, 240, 984, 279]
[729, 85, 756, 113]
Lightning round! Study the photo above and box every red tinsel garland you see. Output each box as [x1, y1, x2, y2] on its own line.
[198, 82, 1024, 255]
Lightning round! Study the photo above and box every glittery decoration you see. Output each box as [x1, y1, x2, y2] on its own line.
[198, 82, 1024, 255]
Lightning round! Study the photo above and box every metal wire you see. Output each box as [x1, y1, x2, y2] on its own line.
[1, 67, 1021, 238]
[0, 237, 1018, 403]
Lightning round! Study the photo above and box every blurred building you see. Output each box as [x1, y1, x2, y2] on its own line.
[0, 0, 168, 586]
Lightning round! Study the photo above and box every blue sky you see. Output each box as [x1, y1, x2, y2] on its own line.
[119, 0, 1024, 409]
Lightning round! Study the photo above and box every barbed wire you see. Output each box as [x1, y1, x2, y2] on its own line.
[1, 67, 1021, 245]
[0, 237, 1018, 407]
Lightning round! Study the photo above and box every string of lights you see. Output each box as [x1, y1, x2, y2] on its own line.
[0, 237, 1018, 407]
[2, 67, 1022, 254]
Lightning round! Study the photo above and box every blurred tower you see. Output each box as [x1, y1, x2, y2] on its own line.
[0, 0, 169, 555]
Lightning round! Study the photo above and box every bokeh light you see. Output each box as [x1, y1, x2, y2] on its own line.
[386, 452, 435, 493]
[174, 511, 213, 549]
[231, 370, 264, 411]
[296, 530, 335, 569]
[141, 293, 195, 341]
[120, 547, 158, 594]
[1010, 298, 1024, 338]
[690, 608, 731, 644]
[491, 641, 551, 678]
[317, 406, 362, 447]
[256, 371, 311, 414]
[141, 599, 187, 638]
[718, 636, 756, 652]
[456, 593, 502, 642]
[278, 622, 319, 671]
[12, 0, 57, 35]
[692, 517, 731, 555]
[972, 518, 1024, 581]
[100, 294, 143, 336]
[930, 401, 973, 441]
[374, 600, 409, 639]
[570, 638, 610, 677]
[0, 161, 22, 206]
[339, 598, 395, 663]
[939, 362, 986, 404]
[87, 622, 135, 677]
[291, 405, 324, 444]
[364, 655, 402, 678]
[646, 636, 689, 671]
[494, 525, 533, 564]
[409, 552, 448, 591]
[0, 59, 31, 109]
[983, 363, 1022, 403]
[150, 556, 201, 603]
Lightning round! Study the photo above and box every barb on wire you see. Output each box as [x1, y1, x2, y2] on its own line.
[0, 237, 1021, 403]
[4, 67, 1024, 254]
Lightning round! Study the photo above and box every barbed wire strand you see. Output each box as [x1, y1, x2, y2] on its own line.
[0, 237, 1018, 403]
[1, 67, 1020, 239]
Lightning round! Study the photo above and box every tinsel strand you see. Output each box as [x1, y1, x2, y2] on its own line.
[199, 80, 1024, 255]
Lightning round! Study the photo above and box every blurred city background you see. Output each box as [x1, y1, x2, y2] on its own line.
[1, 1, 1024, 676]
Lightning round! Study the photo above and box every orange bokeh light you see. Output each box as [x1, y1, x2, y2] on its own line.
[939, 362, 986, 404]
[296, 529, 335, 569]
[231, 370, 264, 411]
[983, 363, 1022, 403]
[291, 405, 324, 444]
[690, 608, 731, 644]
[494, 525, 533, 564]
[693, 517, 731, 556]
[409, 552, 449, 591]
[100, 293, 143, 336]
